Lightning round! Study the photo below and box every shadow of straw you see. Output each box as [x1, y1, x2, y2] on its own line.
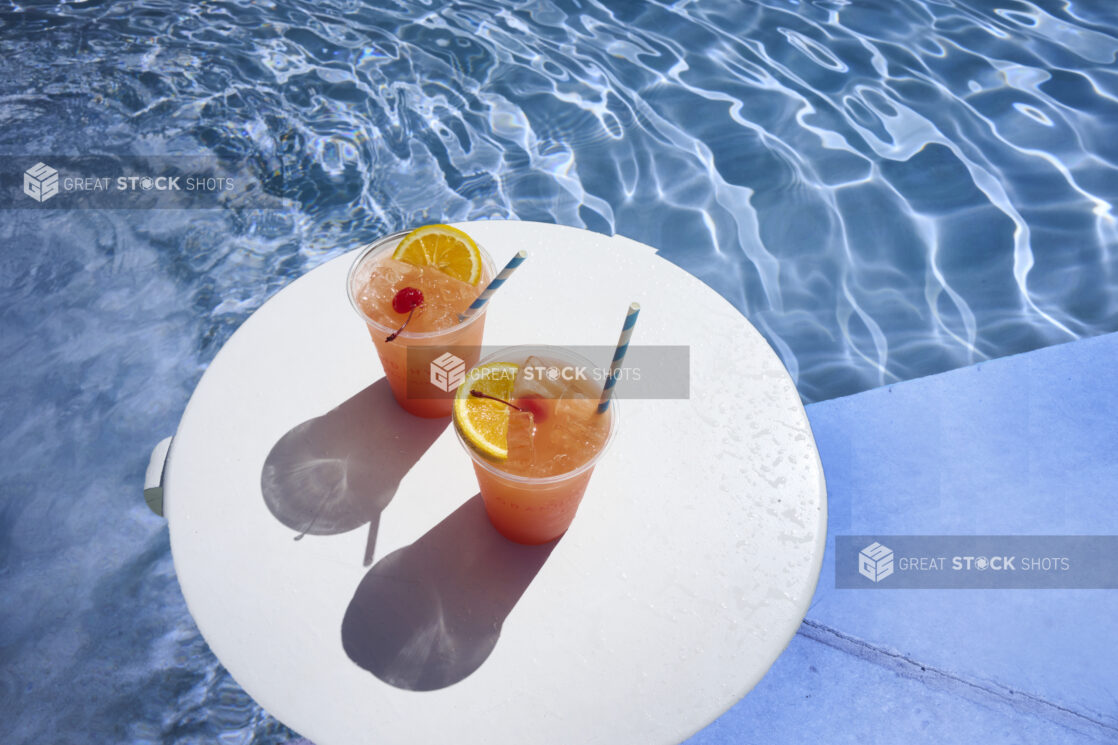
[260, 378, 447, 565]
[342, 495, 558, 691]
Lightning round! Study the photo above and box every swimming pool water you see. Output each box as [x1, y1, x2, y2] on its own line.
[1, 1, 1116, 743]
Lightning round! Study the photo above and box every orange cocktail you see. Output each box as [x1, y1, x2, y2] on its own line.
[453, 347, 618, 544]
[347, 226, 494, 418]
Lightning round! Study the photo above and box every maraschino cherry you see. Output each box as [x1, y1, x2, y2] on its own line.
[513, 395, 547, 421]
[392, 287, 423, 314]
[386, 287, 423, 342]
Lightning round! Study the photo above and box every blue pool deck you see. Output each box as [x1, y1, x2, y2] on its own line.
[689, 330, 1118, 744]
[282, 332, 1118, 744]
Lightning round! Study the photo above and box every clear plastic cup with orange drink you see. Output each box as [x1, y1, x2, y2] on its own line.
[347, 225, 495, 418]
[452, 346, 619, 544]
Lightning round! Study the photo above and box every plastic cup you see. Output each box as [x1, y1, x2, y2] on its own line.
[454, 346, 620, 544]
[347, 232, 495, 418]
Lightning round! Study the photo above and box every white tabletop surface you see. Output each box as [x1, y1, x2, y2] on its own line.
[165, 220, 827, 745]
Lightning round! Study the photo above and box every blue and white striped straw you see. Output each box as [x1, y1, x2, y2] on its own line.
[458, 250, 527, 322]
[598, 302, 640, 414]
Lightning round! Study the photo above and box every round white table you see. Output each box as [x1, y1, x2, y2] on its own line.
[164, 220, 826, 745]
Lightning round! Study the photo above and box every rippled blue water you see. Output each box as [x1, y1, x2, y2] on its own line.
[1, 1, 1116, 743]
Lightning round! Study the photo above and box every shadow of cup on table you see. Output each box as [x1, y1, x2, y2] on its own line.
[260, 378, 447, 565]
[342, 494, 558, 691]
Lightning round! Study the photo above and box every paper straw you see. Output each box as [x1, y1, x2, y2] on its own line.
[459, 250, 527, 322]
[598, 302, 640, 414]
